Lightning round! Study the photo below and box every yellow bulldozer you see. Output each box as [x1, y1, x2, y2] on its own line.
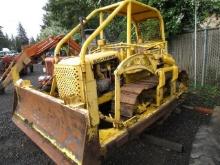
[12, 0, 188, 164]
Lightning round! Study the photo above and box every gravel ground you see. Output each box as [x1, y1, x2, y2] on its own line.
[0, 64, 216, 165]
[190, 106, 220, 165]
[0, 65, 53, 165]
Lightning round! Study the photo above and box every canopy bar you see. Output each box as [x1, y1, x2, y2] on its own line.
[54, 0, 165, 65]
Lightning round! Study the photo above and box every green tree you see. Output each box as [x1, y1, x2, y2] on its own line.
[17, 23, 29, 45]
[0, 29, 6, 50]
[141, 0, 220, 36]
[9, 35, 17, 50]
[29, 37, 36, 44]
[40, 0, 122, 40]
[41, 0, 220, 39]
[16, 23, 29, 52]
[39, 21, 68, 40]
[15, 37, 22, 52]
[42, 0, 93, 30]
[0, 29, 11, 50]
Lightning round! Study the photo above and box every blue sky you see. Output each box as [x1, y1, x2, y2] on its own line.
[0, 0, 48, 39]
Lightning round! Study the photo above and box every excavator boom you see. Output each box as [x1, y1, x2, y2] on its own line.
[0, 36, 80, 93]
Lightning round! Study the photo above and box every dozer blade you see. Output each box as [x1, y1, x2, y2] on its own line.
[12, 87, 100, 165]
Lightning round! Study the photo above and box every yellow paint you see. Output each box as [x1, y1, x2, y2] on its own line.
[99, 12, 104, 40]
[98, 91, 114, 105]
[11, 67, 20, 84]
[127, 1, 132, 57]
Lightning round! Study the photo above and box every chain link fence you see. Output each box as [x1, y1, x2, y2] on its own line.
[168, 28, 220, 87]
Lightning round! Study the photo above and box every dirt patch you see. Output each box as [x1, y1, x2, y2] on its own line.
[103, 105, 210, 165]
[0, 112, 53, 165]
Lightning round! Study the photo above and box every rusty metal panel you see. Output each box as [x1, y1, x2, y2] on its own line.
[121, 91, 137, 104]
[112, 101, 134, 117]
[120, 103, 134, 117]
[120, 79, 156, 105]
[113, 79, 157, 117]
[14, 87, 90, 164]
[121, 84, 146, 94]
[121, 81, 156, 95]
[12, 116, 75, 165]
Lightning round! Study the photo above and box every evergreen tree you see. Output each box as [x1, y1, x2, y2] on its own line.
[41, 0, 220, 38]
[0, 28, 11, 50]
[39, 20, 68, 40]
[29, 37, 36, 44]
[16, 23, 29, 52]
[10, 35, 16, 50]
[17, 23, 29, 45]
[0, 28, 5, 50]
[15, 36, 22, 52]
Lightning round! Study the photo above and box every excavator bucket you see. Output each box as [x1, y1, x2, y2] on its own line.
[12, 86, 100, 164]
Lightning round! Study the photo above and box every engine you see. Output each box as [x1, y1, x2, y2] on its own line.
[93, 58, 119, 96]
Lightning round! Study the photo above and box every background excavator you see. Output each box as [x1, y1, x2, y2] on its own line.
[12, 0, 188, 164]
[0, 35, 80, 94]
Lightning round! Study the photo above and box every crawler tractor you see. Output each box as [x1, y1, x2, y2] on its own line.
[12, 0, 188, 164]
